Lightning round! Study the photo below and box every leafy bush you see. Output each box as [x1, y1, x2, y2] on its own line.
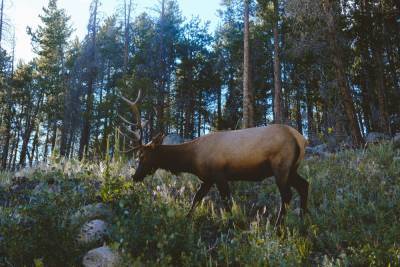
[0, 172, 98, 266]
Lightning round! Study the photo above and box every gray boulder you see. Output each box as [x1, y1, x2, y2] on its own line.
[77, 219, 109, 245]
[9, 177, 38, 193]
[32, 182, 61, 195]
[82, 246, 120, 267]
[162, 133, 185, 145]
[306, 144, 332, 158]
[365, 132, 390, 143]
[71, 203, 112, 226]
[393, 133, 400, 149]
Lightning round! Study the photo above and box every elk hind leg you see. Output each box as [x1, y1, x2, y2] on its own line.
[290, 172, 309, 217]
[187, 182, 213, 217]
[274, 169, 293, 227]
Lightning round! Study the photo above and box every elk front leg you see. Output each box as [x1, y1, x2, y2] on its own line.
[216, 179, 232, 212]
[187, 182, 213, 217]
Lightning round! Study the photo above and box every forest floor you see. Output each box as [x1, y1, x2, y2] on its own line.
[0, 142, 399, 266]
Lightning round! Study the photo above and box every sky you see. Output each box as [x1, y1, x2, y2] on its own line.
[7, 0, 221, 63]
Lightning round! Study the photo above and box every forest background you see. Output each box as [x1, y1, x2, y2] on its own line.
[0, 0, 399, 169]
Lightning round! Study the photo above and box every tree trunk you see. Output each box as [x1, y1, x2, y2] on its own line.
[29, 125, 40, 167]
[273, 0, 283, 124]
[19, 118, 33, 168]
[155, 0, 167, 134]
[360, 74, 372, 133]
[217, 85, 222, 130]
[372, 1, 389, 133]
[79, 0, 98, 160]
[79, 76, 95, 159]
[11, 129, 20, 171]
[0, 0, 4, 49]
[1, 94, 12, 169]
[1, 116, 11, 169]
[293, 73, 302, 134]
[60, 50, 69, 156]
[372, 45, 389, 133]
[323, 0, 364, 146]
[306, 80, 316, 144]
[242, 0, 254, 128]
[124, 0, 132, 73]
[43, 120, 50, 162]
[50, 122, 57, 154]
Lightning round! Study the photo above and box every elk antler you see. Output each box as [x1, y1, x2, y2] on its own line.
[119, 89, 143, 145]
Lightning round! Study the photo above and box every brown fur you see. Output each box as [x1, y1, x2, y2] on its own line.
[133, 124, 309, 226]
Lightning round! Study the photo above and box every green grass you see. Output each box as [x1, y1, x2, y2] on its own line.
[1, 142, 399, 266]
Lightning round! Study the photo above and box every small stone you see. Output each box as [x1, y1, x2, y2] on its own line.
[82, 246, 120, 267]
[77, 219, 109, 245]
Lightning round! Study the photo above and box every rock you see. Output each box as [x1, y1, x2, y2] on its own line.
[32, 182, 61, 195]
[71, 203, 112, 226]
[82, 246, 120, 267]
[0, 187, 8, 207]
[7, 178, 39, 205]
[393, 133, 400, 149]
[77, 219, 109, 245]
[162, 133, 185, 145]
[10, 177, 38, 193]
[365, 132, 390, 143]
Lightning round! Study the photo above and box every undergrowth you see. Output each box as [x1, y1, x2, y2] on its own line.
[0, 142, 399, 266]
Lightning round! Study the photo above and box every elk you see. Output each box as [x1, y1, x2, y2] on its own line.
[120, 91, 309, 226]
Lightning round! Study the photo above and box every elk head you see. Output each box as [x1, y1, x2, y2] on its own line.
[119, 90, 165, 181]
[131, 133, 165, 181]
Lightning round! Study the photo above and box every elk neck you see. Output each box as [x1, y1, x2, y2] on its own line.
[155, 142, 197, 174]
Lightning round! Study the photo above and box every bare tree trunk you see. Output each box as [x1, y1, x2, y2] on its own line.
[323, 0, 364, 146]
[79, 0, 98, 160]
[273, 0, 283, 124]
[242, 0, 254, 128]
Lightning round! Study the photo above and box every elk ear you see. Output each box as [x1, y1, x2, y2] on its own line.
[152, 133, 165, 146]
